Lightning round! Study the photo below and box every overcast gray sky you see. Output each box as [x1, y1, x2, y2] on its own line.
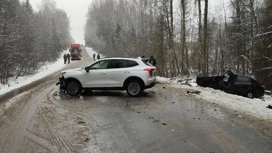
[29, 0, 93, 44]
[26, 0, 228, 45]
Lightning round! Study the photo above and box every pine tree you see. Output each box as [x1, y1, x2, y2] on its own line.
[51, 19, 61, 61]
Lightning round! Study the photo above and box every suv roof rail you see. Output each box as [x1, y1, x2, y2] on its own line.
[104, 56, 124, 58]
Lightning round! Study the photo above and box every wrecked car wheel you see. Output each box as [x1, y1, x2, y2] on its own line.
[66, 80, 82, 96]
[246, 91, 254, 98]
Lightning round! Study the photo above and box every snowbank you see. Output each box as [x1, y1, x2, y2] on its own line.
[85, 47, 104, 60]
[0, 51, 67, 96]
[157, 76, 272, 120]
[85, 47, 97, 58]
[156, 76, 197, 87]
[192, 86, 272, 120]
[156, 76, 171, 84]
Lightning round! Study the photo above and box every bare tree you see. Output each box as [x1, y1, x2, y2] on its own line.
[180, 0, 188, 73]
[83, 0, 272, 89]
[202, 0, 208, 75]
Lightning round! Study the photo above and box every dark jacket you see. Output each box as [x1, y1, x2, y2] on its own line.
[66, 53, 70, 59]
[149, 56, 156, 66]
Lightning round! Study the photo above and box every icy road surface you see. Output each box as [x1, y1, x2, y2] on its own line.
[0, 48, 271, 153]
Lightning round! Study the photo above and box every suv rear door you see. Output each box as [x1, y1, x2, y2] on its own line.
[106, 59, 139, 87]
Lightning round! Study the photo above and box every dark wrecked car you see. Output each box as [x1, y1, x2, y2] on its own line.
[197, 71, 265, 98]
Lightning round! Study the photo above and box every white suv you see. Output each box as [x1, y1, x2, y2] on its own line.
[57, 57, 156, 96]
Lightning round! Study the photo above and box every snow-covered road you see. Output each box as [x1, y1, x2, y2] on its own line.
[0, 48, 271, 153]
[1, 47, 271, 122]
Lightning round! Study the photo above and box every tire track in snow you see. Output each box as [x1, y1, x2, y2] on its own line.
[0, 87, 51, 153]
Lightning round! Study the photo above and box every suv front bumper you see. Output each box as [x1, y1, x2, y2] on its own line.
[56, 76, 65, 85]
[56, 76, 67, 93]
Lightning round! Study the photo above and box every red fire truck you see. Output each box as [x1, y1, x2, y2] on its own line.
[69, 43, 82, 60]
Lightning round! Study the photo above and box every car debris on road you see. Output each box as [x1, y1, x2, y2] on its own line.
[186, 90, 201, 95]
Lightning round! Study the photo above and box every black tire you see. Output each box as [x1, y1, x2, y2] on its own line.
[66, 80, 82, 96]
[126, 80, 143, 97]
[246, 91, 255, 99]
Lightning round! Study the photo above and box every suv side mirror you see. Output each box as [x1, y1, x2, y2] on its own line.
[85, 67, 89, 73]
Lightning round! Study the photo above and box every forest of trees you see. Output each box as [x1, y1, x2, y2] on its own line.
[0, 0, 72, 84]
[85, 0, 272, 88]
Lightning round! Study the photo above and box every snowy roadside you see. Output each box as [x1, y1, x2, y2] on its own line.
[156, 76, 272, 121]
[85, 47, 104, 60]
[0, 51, 67, 96]
[85, 47, 97, 58]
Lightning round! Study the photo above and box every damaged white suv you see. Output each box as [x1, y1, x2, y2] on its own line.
[57, 57, 156, 96]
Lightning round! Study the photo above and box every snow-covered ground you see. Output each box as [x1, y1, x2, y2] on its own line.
[157, 77, 272, 120]
[0, 51, 67, 96]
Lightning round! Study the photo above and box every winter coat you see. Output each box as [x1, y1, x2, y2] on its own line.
[66, 53, 70, 59]
[149, 56, 156, 66]
[97, 54, 100, 60]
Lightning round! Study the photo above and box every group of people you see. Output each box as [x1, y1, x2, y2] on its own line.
[63, 53, 71, 64]
[92, 53, 101, 61]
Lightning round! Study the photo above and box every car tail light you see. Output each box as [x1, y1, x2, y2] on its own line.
[144, 68, 155, 77]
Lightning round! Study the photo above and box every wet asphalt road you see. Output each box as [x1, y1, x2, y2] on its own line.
[0, 49, 271, 153]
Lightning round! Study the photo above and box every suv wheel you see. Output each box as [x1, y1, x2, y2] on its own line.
[66, 80, 82, 96]
[246, 91, 254, 98]
[126, 80, 143, 97]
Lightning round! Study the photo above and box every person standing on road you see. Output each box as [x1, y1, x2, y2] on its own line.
[97, 54, 100, 60]
[66, 53, 70, 64]
[149, 56, 156, 66]
[63, 53, 67, 64]
[93, 53, 96, 61]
